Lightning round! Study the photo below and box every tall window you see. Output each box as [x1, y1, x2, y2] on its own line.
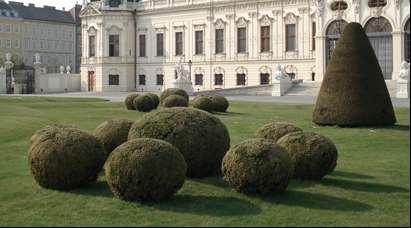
[215, 29, 224, 54]
[195, 30, 204, 55]
[214, 74, 223, 86]
[260, 74, 270, 85]
[156, 74, 164, 85]
[139, 34, 146, 57]
[405, 19, 410, 62]
[237, 27, 247, 53]
[286, 24, 296, 51]
[236, 74, 246, 86]
[109, 75, 119, 85]
[109, 35, 119, 57]
[368, 0, 387, 7]
[156, 33, 164, 56]
[175, 32, 183, 56]
[312, 22, 316, 51]
[139, 75, 146, 85]
[195, 74, 203, 86]
[260, 26, 270, 52]
[89, 35, 95, 57]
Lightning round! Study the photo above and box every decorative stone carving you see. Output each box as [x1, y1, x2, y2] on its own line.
[4, 53, 14, 70]
[66, 65, 72, 74]
[235, 66, 248, 75]
[284, 13, 298, 24]
[272, 65, 292, 96]
[172, 58, 194, 95]
[34, 53, 41, 65]
[236, 17, 249, 28]
[396, 61, 410, 98]
[259, 66, 272, 74]
[259, 15, 274, 26]
[5, 53, 11, 62]
[214, 66, 225, 75]
[313, 0, 325, 17]
[352, 0, 360, 14]
[60, 65, 65, 74]
[214, 19, 226, 29]
[273, 65, 290, 81]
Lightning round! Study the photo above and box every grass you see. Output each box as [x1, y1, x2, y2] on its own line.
[0, 96, 409, 226]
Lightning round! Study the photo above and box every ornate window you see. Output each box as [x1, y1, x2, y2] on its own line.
[284, 13, 297, 52]
[139, 34, 146, 57]
[109, 74, 119, 85]
[368, 0, 387, 8]
[156, 33, 164, 57]
[260, 74, 270, 85]
[109, 35, 119, 57]
[214, 19, 226, 54]
[195, 74, 204, 86]
[88, 35, 95, 57]
[138, 75, 146, 85]
[214, 74, 223, 86]
[156, 74, 164, 85]
[365, 17, 392, 33]
[236, 74, 246, 86]
[175, 32, 183, 56]
[325, 20, 348, 64]
[237, 28, 247, 53]
[330, 1, 348, 11]
[259, 15, 273, 53]
[195, 30, 204, 55]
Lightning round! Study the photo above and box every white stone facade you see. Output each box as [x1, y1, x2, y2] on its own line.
[80, 0, 410, 93]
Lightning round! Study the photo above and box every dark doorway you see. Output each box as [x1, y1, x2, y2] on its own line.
[88, 71, 95, 91]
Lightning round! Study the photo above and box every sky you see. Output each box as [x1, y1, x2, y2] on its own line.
[6, 0, 80, 11]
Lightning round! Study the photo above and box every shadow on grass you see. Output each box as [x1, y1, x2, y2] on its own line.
[377, 124, 410, 131]
[70, 180, 113, 198]
[320, 178, 409, 193]
[259, 190, 373, 212]
[189, 176, 228, 188]
[329, 171, 375, 180]
[152, 194, 261, 216]
[214, 111, 244, 116]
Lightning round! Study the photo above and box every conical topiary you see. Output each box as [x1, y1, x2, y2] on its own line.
[313, 22, 396, 126]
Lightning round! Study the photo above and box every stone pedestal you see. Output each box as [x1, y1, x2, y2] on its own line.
[173, 78, 194, 96]
[271, 78, 292, 96]
[396, 80, 409, 98]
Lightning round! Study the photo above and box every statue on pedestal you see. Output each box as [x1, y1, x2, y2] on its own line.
[172, 58, 194, 95]
[60, 65, 65, 74]
[34, 53, 41, 65]
[273, 65, 290, 81]
[398, 61, 410, 82]
[66, 65, 72, 74]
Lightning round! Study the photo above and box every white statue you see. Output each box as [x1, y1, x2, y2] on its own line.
[5, 53, 11, 62]
[60, 65, 65, 74]
[34, 53, 41, 64]
[0, 66, 5, 74]
[398, 61, 410, 82]
[274, 65, 289, 81]
[313, 0, 325, 17]
[66, 65, 72, 74]
[174, 57, 190, 81]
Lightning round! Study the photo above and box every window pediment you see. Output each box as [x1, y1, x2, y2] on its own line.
[214, 19, 227, 29]
[259, 15, 274, 26]
[236, 17, 249, 28]
[284, 13, 298, 24]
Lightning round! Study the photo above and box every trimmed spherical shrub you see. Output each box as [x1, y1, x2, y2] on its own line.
[125, 93, 139, 110]
[160, 88, 189, 103]
[255, 122, 303, 142]
[277, 132, 338, 180]
[191, 96, 214, 112]
[105, 138, 187, 202]
[28, 125, 106, 190]
[133, 95, 156, 112]
[210, 95, 229, 112]
[94, 119, 134, 156]
[128, 107, 230, 178]
[146, 93, 160, 108]
[162, 95, 188, 108]
[222, 138, 294, 195]
[313, 22, 396, 126]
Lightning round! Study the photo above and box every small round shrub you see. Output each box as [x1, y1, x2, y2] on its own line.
[105, 138, 187, 202]
[133, 95, 156, 112]
[28, 125, 105, 190]
[210, 95, 229, 112]
[222, 138, 294, 195]
[255, 122, 303, 142]
[125, 93, 139, 110]
[94, 119, 134, 156]
[146, 93, 160, 108]
[160, 88, 189, 103]
[277, 132, 338, 180]
[162, 95, 188, 108]
[128, 107, 230, 178]
[191, 96, 214, 112]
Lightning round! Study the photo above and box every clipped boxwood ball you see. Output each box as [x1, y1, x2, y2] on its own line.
[191, 96, 214, 112]
[105, 138, 187, 202]
[255, 122, 303, 142]
[133, 95, 156, 112]
[28, 125, 106, 190]
[160, 88, 189, 103]
[277, 132, 338, 180]
[128, 107, 230, 178]
[162, 95, 188, 108]
[222, 138, 293, 195]
[210, 95, 229, 112]
[94, 119, 134, 156]
[125, 93, 139, 110]
[146, 93, 160, 108]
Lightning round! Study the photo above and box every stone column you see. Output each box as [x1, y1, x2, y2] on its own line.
[392, 31, 403, 80]
[248, 12, 258, 59]
[226, 14, 235, 60]
[0, 67, 6, 94]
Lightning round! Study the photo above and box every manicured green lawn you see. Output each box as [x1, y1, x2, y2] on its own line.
[0, 96, 409, 226]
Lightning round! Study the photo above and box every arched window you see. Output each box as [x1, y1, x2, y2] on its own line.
[405, 19, 410, 62]
[330, 1, 348, 11]
[365, 17, 393, 79]
[326, 20, 348, 65]
[368, 0, 387, 8]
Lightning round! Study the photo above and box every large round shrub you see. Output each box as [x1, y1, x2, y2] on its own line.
[162, 95, 188, 108]
[255, 122, 302, 142]
[146, 93, 160, 108]
[133, 95, 156, 112]
[125, 93, 139, 110]
[160, 88, 189, 103]
[210, 95, 229, 112]
[94, 119, 134, 156]
[222, 138, 293, 195]
[105, 138, 187, 202]
[191, 96, 214, 112]
[277, 132, 338, 180]
[28, 125, 105, 190]
[128, 107, 230, 178]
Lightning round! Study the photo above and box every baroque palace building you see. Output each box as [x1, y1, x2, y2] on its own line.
[79, 0, 410, 92]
